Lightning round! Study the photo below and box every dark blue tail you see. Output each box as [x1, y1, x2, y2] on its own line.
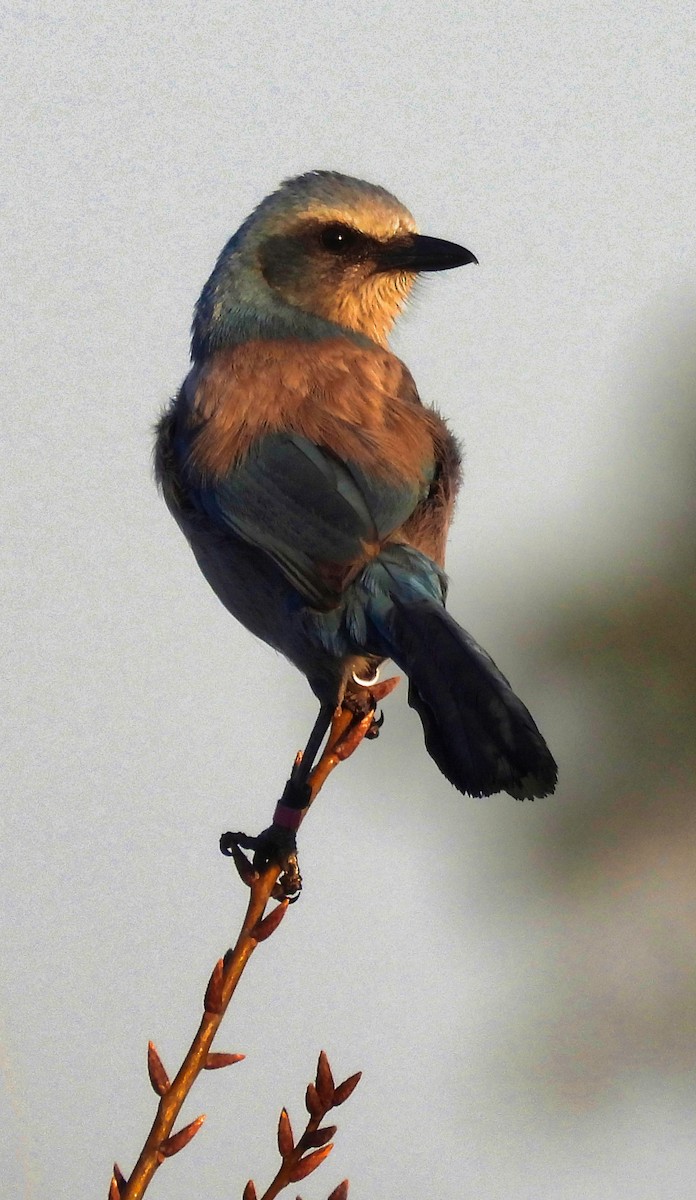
[382, 596, 557, 799]
[311, 544, 557, 799]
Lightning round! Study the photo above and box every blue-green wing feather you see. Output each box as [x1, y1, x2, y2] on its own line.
[192, 432, 427, 607]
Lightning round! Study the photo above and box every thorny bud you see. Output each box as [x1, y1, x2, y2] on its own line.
[336, 720, 373, 762]
[204, 959, 224, 1014]
[315, 1051, 335, 1107]
[277, 1107, 295, 1158]
[252, 899, 289, 942]
[332, 1072, 362, 1107]
[157, 1114, 206, 1160]
[305, 1082, 323, 1119]
[371, 675, 400, 702]
[204, 1052, 245, 1069]
[108, 1163, 127, 1198]
[147, 1041, 170, 1096]
[289, 1144, 334, 1183]
[302, 1125, 337, 1149]
[242, 1181, 257, 1200]
[327, 1182, 350, 1200]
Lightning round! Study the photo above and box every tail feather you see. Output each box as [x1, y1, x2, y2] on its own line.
[384, 598, 557, 799]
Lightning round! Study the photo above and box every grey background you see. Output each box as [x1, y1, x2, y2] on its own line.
[3, 2, 696, 1197]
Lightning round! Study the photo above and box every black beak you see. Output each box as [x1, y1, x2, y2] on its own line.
[376, 233, 478, 273]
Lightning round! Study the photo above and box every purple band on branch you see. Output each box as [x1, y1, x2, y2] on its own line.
[273, 803, 305, 831]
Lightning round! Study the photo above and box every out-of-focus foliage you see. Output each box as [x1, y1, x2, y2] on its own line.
[524, 317, 696, 1105]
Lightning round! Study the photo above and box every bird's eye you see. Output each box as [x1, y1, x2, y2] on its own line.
[318, 223, 358, 253]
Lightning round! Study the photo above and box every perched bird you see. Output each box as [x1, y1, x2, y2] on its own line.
[155, 171, 557, 815]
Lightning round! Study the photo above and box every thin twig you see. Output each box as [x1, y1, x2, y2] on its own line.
[116, 862, 281, 1199]
[113, 682, 397, 1199]
[243, 1051, 361, 1200]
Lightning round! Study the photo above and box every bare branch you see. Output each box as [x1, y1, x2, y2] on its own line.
[112, 688, 382, 1197]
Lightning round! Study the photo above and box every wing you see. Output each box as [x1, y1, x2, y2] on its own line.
[190, 430, 429, 608]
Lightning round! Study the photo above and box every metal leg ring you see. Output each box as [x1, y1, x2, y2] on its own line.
[352, 664, 381, 687]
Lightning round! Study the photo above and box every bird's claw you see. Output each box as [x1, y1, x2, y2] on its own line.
[365, 708, 384, 740]
[220, 830, 258, 886]
[219, 826, 302, 900]
[273, 851, 302, 901]
[218, 679, 400, 900]
[341, 681, 384, 739]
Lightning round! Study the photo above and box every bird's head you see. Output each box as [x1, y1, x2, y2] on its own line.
[192, 171, 476, 358]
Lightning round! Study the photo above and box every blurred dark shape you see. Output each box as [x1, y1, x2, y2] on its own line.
[529, 308, 696, 1102]
[546, 549, 695, 868]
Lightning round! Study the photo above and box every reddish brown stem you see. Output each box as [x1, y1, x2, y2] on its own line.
[116, 686, 387, 1198]
[254, 1053, 361, 1200]
[121, 863, 281, 1199]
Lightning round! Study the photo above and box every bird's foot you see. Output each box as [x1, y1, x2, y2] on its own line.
[343, 673, 401, 738]
[220, 827, 303, 901]
[365, 709, 384, 740]
[219, 677, 401, 903]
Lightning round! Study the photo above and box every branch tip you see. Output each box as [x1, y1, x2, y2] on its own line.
[242, 1181, 258, 1200]
[315, 1051, 335, 1107]
[277, 1106, 295, 1158]
[332, 1071, 362, 1106]
[327, 1181, 350, 1200]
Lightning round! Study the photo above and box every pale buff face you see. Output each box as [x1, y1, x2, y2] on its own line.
[244, 180, 420, 346]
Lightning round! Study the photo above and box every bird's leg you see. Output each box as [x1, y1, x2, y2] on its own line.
[308, 673, 401, 785]
[247, 704, 336, 893]
[220, 680, 400, 898]
[285, 702, 336, 807]
[259, 702, 333, 853]
[220, 704, 334, 895]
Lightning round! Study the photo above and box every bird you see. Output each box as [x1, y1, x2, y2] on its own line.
[155, 170, 557, 827]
